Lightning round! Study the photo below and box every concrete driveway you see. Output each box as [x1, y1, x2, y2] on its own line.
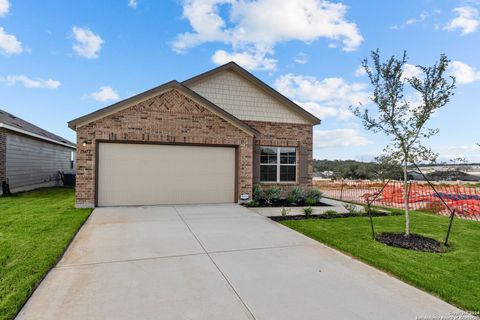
[17, 204, 465, 320]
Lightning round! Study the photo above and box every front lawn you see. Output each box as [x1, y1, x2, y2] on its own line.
[0, 188, 91, 320]
[281, 210, 480, 312]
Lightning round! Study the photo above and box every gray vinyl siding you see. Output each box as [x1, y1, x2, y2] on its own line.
[5, 132, 74, 192]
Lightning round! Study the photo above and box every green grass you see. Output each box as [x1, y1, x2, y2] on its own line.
[0, 188, 91, 320]
[281, 210, 480, 312]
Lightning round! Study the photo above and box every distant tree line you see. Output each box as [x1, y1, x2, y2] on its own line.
[313, 158, 403, 180]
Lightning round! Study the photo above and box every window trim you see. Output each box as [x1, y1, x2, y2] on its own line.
[260, 147, 297, 183]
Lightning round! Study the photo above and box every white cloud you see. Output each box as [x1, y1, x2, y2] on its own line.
[212, 49, 277, 71]
[90, 86, 119, 102]
[314, 129, 372, 148]
[402, 63, 423, 79]
[0, 27, 22, 55]
[448, 60, 480, 84]
[444, 6, 480, 35]
[1, 75, 61, 89]
[354, 65, 366, 77]
[0, 0, 10, 17]
[128, 0, 137, 8]
[391, 12, 429, 30]
[433, 144, 480, 162]
[72, 26, 104, 59]
[294, 52, 308, 64]
[297, 101, 353, 120]
[274, 73, 369, 120]
[173, 0, 363, 70]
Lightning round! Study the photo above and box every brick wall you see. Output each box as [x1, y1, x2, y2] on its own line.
[0, 128, 6, 186]
[75, 89, 253, 207]
[245, 120, 313, 195]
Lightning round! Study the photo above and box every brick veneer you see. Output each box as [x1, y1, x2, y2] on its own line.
[244, 120, 313, 195]
[75, 89, 254, 207]
[0, 128, 6, 186]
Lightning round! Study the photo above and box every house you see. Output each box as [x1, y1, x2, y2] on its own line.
[0, 109, 76, 195]
[68, 62, 321, 208]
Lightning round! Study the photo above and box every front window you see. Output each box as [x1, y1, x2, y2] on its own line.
[260, 147, 296, 182]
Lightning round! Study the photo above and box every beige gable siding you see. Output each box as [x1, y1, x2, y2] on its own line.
[188, 70, 309, 124]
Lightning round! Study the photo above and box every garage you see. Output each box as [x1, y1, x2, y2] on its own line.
[97, 143, 236, 206]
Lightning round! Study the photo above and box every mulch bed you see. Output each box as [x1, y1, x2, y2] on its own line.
[375, 232, 445, 253]
[270, 211, 391, 221]
[244, 200, 331, 208]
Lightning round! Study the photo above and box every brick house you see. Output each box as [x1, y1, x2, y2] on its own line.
[68, 62, 320, 208]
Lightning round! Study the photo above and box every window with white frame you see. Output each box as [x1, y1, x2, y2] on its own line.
[260, 147, 296, 182]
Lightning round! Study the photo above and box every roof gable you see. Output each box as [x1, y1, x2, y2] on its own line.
[183, 62, 321, 125]
[68, 81, 258, 137]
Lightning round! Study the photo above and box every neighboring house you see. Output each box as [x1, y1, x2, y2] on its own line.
[0, 109, 76, 195]
[68, 62, 320, 208]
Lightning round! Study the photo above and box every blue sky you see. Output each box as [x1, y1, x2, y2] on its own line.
[1, 0, 479, 162]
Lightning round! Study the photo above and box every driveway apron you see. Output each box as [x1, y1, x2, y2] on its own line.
[16, 204, 464, 320]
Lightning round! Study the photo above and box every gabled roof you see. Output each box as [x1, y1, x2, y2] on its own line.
[68, 81, 259, 137]
[0, 109, 75, 149]
[183, 61, 321, 125]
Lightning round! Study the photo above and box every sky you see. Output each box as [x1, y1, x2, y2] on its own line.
[1, 0, 480, 162]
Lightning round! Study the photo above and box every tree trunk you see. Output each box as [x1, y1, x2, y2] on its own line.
[403, 159, 410, 236]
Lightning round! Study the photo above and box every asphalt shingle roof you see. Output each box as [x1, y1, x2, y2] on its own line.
[0, 109, 75, 147]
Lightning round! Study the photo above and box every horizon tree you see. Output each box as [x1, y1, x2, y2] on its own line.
[351, 50, 456, 236]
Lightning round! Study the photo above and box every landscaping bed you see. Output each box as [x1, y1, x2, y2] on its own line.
[246, 185, 326, 208]
[269, 210, 391, 221]
[375, 232, 445, 253]
[0, 188, 92, 320]
[244, 200, 331, 208]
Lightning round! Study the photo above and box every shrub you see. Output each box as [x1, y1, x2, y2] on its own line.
[306, 188, 323, 202]
[304, 206, 313, 218]
[286, 195, 296, 205]
[247, 200, 259, 207]
[253, 185, 264, 202]
[323, 210, 339, 215]
[288, 186, 305, 203]
[264, 186, 281, 205]
[280, 207, 290, 217]
[305, 197, 317, 206]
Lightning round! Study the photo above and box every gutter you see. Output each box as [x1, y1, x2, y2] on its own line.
[0, 123, 76, 149]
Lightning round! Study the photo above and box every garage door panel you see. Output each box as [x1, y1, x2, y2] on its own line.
[98, 143, 235, 206]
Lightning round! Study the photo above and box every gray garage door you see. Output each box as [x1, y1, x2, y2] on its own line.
[97, 143, 236, 206]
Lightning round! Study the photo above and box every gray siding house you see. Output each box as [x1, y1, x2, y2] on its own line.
[0, 109, 76, 195]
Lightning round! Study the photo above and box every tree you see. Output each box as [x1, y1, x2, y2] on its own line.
[351, 50, 456, 236]
[372, 155, 403, 181]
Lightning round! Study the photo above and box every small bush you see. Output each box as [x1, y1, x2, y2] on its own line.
[253, 185, 264, 201]
[286, 195, 296, 205]
[264, 186, 281, 205]
[288, 186, 305, 203]
[306, 188, 323, 202]
[323, 210, 339, 215]
[305, 197, 317, 206]
[304, 206, 313, 218]
[281, 207, 290, 217]
[247, 200, 260, 207]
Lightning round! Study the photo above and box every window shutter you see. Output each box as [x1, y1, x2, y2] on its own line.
[298, 146, 309, 184]
[253, 145, 261, 184]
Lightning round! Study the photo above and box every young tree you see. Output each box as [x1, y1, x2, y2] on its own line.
[351, 50, 456, 236]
